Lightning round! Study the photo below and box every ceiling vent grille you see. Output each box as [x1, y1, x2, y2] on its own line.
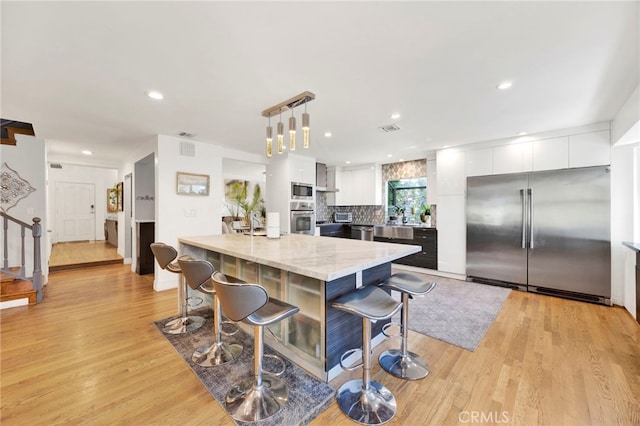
[178, 131, 196, 138]
[378, 124, 400, 133]
[180, 141, 196, 157]
[50, 163, 62, 169]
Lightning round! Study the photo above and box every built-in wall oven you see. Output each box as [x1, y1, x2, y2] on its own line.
[290, 201, 315, 235]
[291, 182, 313, 200]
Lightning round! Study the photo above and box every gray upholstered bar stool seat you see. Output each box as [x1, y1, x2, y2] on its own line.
[331, 285, 403, 425]
[212, 271, 300, 422]
[177, 258, 242, 367]
[378, 272, 436, 380]
[150, 243, 205, 334]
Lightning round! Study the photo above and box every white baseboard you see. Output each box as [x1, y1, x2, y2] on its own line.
[123, 257, 132, 265]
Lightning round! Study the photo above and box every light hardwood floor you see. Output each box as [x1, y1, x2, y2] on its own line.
[49, 241, 123, 269]
[1, 264, 639, 425]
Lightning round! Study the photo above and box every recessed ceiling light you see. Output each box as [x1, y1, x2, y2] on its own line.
[81, 150, 93, 155]
[387, 154, 393, 158]
[324, 132, 332, 138]
[497, 81, 512, 90]
[442, 145, 449, 149]
[146, 90, 164, 100]
[391, 113, 400, 120]
[345, 160, 351, 164]
[399, 158, 404, 162]
[517, 131, 527, 136]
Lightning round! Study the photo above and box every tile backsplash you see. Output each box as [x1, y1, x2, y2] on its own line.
[316, 192, 385, 224]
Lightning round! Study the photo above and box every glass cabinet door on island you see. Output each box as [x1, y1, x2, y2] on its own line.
[286, 272, 323, 360]
[205, 250, 324, 370]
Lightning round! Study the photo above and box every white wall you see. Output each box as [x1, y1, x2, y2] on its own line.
[47, 163, 117, 243]
[612, 85, 639, 145]
[611, 142, 638, 318]
[0, 134, 48, 282]
[154, 135, 224, 291]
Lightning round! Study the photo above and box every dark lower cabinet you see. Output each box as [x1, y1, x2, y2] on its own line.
[319, 224, 351, 238]
[375, 228, 438, 270]
[136, 221, 155, 275]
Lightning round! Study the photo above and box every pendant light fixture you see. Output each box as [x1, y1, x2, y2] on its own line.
[277, 110, 284, 155]
[289, 109, 296, 151]
[266, 116, 273, 158]
[261, 91, 315, 156]
[302, 101, 310, 149]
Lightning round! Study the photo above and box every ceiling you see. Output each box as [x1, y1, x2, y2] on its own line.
[2, 1, 638, 169]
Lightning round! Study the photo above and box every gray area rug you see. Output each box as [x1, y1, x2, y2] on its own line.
[153, 309, 335, 426]
[390, 271, 511, 351]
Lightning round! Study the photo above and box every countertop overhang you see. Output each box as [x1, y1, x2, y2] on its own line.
[179, 233, 421, 282]
[622, 241, 640, 252]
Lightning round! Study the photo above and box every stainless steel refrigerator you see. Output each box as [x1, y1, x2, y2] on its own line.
[466, 165, 611, 305]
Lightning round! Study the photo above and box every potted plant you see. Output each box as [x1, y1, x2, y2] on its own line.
[225, 181, 264, 226]
[419, 204, 431, 223]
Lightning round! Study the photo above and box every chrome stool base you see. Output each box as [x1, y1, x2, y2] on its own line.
[162, 315, 205, 334]
[379, 349, 430, 380]
[225, 376, 289, 422]
[192, 341, 243, 367]
[336, 379, 397, 425]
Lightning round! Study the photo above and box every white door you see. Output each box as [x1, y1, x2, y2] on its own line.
[56, 182, 96, 242]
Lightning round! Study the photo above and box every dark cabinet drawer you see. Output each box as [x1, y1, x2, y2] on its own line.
[375, 228, 438, 270]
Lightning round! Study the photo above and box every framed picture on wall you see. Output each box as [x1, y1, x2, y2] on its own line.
[116, 182, 123, 211]
[107, 188, 118, 212]
[177, 172, 209, 196]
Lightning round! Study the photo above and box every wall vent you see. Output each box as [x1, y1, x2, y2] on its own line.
[378, 124, 400, 133]
[50, 163, 62, 169]
[180, 141, 196, 157]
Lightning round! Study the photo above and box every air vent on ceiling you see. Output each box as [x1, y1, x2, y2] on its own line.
[50, 163, 62, 169]
[178, 131, 196, 138]
[180, 141, 196, 157]
[378, 124, 400, 133]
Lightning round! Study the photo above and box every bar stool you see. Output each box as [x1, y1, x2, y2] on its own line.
[177, 258, 242, 367]
[331, 285, 403, 425]
[150, 243, 205, 334]
[378, 272, 437, 380]
[212, 271, 300, 422]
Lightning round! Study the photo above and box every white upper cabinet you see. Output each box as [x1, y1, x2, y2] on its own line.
[288, 154, 316, 185]
[437, 149, 466, 195]
[329, 164, 381, 206]
[532, 136, 569, 171]
[492, 142, 532, 175]
[569, 130, 611, 168]
[465, 148, 493, 177]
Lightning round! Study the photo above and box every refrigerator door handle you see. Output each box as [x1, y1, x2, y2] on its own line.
[520, 189, 526, 249]
[528, 188, 534, 249]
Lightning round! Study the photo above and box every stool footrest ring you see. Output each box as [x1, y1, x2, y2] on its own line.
[187, 296, 203, 308]
[263, 354, 286, 376]
[339, 348, 364, 371]
[220, 320, 239, 336]
[382, 321, 403, 338]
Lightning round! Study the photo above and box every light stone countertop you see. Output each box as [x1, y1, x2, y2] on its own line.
[179, 233, 421, 282]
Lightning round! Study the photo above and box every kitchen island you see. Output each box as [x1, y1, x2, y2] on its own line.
[179, 233, 420, 381]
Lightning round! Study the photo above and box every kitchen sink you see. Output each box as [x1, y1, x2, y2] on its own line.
[373, 225, 414, 240]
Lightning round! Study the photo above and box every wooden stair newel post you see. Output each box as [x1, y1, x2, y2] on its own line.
[32, 217, 43, 303]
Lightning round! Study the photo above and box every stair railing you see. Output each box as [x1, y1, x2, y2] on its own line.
[1, 212, 43, 303]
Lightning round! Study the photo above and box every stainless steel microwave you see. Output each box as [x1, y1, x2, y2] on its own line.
[291, 182, 313, 200]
